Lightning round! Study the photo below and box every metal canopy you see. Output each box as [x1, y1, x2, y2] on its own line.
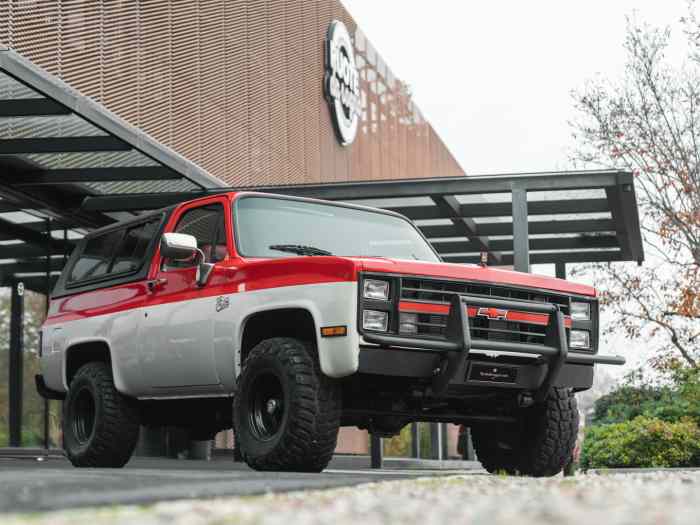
[0, 46, 644, 292]
[0, 47, 223, 292]
[75, 170, 644, 270]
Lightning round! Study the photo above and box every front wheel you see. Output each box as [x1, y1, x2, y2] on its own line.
[233, 337, 341, 472]
[63, 362, 140, 467]
[471, 388, 579, 477]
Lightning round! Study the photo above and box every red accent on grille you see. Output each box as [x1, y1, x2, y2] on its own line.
[398, 300, 573, 328]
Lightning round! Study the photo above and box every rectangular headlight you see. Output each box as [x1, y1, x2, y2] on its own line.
[570, 329, 590, 349]
[399, 312, 418, 334]
[363, 279, 390, 301]
[571, 301, 591, 321]
[363, 310, 389, 331]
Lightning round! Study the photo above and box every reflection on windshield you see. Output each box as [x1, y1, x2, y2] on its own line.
[235, 197, 439, 262]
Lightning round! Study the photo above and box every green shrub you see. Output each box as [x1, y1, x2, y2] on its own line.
[581, 416, 700, 469]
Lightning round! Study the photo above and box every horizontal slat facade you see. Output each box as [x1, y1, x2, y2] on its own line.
[0, 0, 465, 187]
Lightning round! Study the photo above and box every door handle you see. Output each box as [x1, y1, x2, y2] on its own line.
[146, 278, 167, 292]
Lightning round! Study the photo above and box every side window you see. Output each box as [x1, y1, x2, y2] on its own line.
[68, 217, 161, 284]
[111, 219, 160, 274]
[69, 229, 124, 282]
[165, 204, 227, 269]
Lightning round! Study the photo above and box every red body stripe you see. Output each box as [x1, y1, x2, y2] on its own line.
[399, 301, 573, 328]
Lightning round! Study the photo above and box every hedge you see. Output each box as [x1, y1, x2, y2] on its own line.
[581, 416, 700, 469]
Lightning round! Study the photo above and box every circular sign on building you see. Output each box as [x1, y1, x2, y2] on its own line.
[324, 20, 362, 146]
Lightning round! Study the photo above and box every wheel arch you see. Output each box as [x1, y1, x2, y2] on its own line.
[63, 338, 115, 389]
[239, 307, 317, 367]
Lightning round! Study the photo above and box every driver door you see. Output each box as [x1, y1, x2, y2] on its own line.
[140, 199, 229, 390]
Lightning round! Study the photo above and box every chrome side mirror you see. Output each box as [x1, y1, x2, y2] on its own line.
[161, 232, 198, 260]
[161, 232, 214, 287]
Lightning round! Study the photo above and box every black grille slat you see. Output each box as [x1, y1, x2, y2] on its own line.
[401, 277, 569, 346]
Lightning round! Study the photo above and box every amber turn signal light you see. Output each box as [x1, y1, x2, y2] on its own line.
[320, 325, 347, 338]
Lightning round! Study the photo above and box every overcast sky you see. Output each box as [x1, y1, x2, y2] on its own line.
[341, 1, 697, 374]
[343, 0, 691, 175]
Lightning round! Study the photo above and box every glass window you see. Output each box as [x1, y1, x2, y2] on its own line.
[235, 197, 439, 262]
[111, 219, 159, 274]
[166, 204, 227, 268]
[68, 217, 160, 283]
[69, 229, 124, 282]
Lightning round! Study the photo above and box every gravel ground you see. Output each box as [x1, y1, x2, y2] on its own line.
[3, 471, 699, 525]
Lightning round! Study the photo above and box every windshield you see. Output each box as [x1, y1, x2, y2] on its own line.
[234, 196, 440, 262]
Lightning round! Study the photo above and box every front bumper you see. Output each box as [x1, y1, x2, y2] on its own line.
[361, 294, 625, 398]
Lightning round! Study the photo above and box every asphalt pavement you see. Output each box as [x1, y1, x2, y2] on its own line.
[0, 455, 476, 514]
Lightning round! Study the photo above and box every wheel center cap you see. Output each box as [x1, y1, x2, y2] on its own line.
[266, 398, 280, 414]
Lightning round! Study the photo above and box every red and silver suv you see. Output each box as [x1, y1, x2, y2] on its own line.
[36, 192, 624, 475]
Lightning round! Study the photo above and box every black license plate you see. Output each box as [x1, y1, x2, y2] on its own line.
[468, 363, 518, 384]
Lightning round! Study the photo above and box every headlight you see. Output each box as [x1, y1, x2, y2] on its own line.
[363, 279, 390, 301]
[399, 313, 418, 334]
[570, 329, 590, 349]
[363, 310, 389, 331]
[570, 301, 591, 321]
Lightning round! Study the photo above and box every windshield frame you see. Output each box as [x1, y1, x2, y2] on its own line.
[232, 193, 442, 262]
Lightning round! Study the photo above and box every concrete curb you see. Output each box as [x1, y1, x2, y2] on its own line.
[587, 467, 700, 474]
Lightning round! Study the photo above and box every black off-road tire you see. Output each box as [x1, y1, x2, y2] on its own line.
[233, 337, 341, 472]
[63, 362, 140, 468]
[472, 388, 579, 477]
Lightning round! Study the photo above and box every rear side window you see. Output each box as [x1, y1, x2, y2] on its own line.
[69, 229, 124, 282]
[69, 218, 160, 284]
[111, 220, 160, 274]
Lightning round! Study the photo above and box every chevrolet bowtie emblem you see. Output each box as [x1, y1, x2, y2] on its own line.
[476, 307, 509, 321]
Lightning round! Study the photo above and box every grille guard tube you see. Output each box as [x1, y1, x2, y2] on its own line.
[362, 293, 626, 398]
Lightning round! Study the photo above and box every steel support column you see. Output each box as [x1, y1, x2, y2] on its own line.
[8, 280, 25, 447]
[555, 262, 567, 280]
[512, 187, 530, 273]
[410, 423, 419, 458]
[370, 434, 383, 468]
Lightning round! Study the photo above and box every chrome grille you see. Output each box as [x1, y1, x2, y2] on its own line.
[401, 277, 570, 346]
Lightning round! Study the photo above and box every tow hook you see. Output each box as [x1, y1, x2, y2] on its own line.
[518, 391, 535, 408]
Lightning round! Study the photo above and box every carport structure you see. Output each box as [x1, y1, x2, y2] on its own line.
[0, 47, 643, 462]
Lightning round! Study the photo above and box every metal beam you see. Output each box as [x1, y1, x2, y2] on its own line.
[432, 235, 620, 254]
[512, 187, 530, 273]
[420, 218, 617, 239]
[0, 98, 70, 117]
[10, 166, 182, 186]
[0, 217, 72, 251]
[431, 195, 501, 264]
[444, 250, 625, 265]
[605, 179, 644, 263]
[0, 136, 131, 154]
[385, 199, 610, 220]
[0, 258, 65, 276]
[250, 170, 633, 200]
[0, 243, 65, 259]
[81, 191, 206, 212]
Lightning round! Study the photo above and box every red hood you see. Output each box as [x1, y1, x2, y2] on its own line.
[349, 257, 596, 297]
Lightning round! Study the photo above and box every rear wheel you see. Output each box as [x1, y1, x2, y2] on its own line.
[471, 388, 579, 477]
[63, 362, 140, 468]
[233, 337, 341, 472]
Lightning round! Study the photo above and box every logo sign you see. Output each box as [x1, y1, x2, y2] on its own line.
[324, 20, 362, 146]
[476, 307, 508, 321]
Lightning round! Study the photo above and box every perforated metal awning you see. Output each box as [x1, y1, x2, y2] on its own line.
[0, 47, 644, 293]
[0, 47, 224, 291]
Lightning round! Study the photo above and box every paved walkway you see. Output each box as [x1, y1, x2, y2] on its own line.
[0, 456, 477, 513]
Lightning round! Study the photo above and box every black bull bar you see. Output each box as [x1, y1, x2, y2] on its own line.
[362, 294, 625, 401]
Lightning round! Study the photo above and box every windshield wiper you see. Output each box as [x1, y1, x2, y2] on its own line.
[269, 244, 333, 256]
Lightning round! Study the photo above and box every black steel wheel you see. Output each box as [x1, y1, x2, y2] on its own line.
[472, 387, 579, 477]
[233, 337, 341, 472]
[63, 362, 140, 468]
